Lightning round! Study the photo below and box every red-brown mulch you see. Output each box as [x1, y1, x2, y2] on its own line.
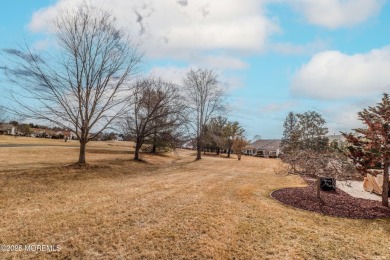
[271, 182, 390, 219]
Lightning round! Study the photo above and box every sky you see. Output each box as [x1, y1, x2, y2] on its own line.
[1, 0, 390, 139]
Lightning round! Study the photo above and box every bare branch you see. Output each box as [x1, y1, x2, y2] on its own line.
[2, 3, 141, 165]
[182, 68, 226, 160]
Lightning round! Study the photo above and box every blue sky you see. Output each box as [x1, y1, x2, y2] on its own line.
[1, 0, 390, 139]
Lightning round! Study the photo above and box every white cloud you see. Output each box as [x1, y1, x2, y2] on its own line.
[193, 54, 249, 70]
[322, 102, 368, 134]
[261, 101, 299, 112]
[28, 0, 278, 58]
[288, 0, 384, 29]
[32, 38, 54, 50]
[291, 46, 390, 100]
[149, 66, 190, 85]
[271, 39, 330, 56]
[149, 65, 244, 92]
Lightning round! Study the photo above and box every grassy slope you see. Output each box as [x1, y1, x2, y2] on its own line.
[0, 137, 389, 259]
[0, 135, 134, 172]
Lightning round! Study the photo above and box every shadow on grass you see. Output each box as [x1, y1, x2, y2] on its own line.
[87, 149, 134, 155]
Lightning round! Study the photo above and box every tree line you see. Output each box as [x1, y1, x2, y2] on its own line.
[0, 3, 247, 164]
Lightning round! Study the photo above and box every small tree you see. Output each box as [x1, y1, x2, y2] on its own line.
[232, 136, 248, 161]
[281, 112, 299, 154]
[224, 121, 244, 158]
[183, 68, 225, 160]
[252, 135, 262, 141]
[343, 93, 390, 207]
[18, 124, 31, 136]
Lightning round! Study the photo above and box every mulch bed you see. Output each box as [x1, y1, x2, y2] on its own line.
[271, 182, 390, 219]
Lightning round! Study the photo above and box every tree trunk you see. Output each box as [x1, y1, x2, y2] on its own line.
[217, 148, 220, 155]
[151, 129, 157, 153]
[78, 140, 87, 165]
[317, 176, 321, 199]
[196, 137, 202, 160]
[382, 162, 389, 207]
[134, 138, 142, 161]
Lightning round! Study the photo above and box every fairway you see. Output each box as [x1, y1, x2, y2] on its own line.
[0, 137, 389, 259]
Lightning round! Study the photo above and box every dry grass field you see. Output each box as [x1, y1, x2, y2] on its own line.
[0, 135, 132, 172]
[0, 136, 389, 259]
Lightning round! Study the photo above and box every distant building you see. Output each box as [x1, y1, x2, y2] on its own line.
[63, 131, 77, 140]
[0, 123, 16, 135]
[30, 128, 45, 137]
[244, 139, 282, 158]
[181, 140, 195, 150]
[327, 134, 346, 149]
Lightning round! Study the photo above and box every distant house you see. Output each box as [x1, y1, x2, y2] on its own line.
[244, 139, 282, 158]
[181, 140, 195, 150]
[30, 128, 45, 137]
[327, 134, 346, 149]
[52, 131, 64, 139]
[0, 123, 16, 135]
[47, 130, 56, 138]
[112, 134, 123, 141]
[63, 131, 77, 140]
[29, 128, 54, 138]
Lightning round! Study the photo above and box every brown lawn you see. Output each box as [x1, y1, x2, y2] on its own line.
[0, 136, 389, 259]
[0, 135, 133, 172]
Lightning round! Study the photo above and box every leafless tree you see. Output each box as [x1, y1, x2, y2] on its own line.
[121, 78, 185, 161]
[252, 134, 262, 141]
[2, 4, 141, 165]
[183, 68, 225, 160]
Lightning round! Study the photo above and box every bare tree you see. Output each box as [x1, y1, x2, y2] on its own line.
[2, 4, 141, 165]
[252, 134, 262, 141]
[183, 68, 225, 160]
[121, 78, 185, 161]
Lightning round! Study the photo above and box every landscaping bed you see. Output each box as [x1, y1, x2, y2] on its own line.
[272, 182, 390, 219]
